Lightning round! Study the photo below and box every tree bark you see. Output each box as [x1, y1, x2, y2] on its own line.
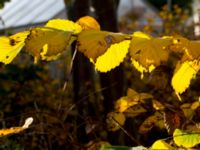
[92, 0, 126, 114]
[65, 0, 97, 143]
[65, 0, 127, 145]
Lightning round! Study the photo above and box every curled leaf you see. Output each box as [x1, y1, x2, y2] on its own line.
[139, 112, 164, 134]
[0, 117, 33, 137]
[76, 16, 100, 30]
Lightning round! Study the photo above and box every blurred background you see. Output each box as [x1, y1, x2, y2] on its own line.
[0, 0, 199, 149]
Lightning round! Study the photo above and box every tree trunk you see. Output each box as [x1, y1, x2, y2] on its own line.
[65, 0, 98, 143]
[92, 0, 126, 114]
[65, 0, 127, 145]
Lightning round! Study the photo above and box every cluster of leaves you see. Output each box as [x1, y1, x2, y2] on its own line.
[0, 16, 200, 149]
[103, 86, 200, 149]
[159, 5, 189, 34]
[0, 16, 199, 97]
[147, 0, 192, 14]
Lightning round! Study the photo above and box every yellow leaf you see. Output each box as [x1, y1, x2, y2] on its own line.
[94, 40, 130, 72]
[180, 103, 194, 120]
[127, 88, 153, 103]
[0, 117, 33, 137]
[170, 36, 200, 60]
[139, 112, 164, 134]
[115, 96, 137, 113]
[129, 32, 172, 70]
[124, 104, 146, 118]
[25, 27, 72, 62]
[45, 19, 82, 34]
[0, 31, 29, 64]
[127, 88, 138, 96]
[171, 60, 200, 95]
[115, 97, 130, 113]
[191, 101, 200, 110]
[76, 16, 100, 30]
[151, 140, 175, 150]
[77, 30, 131, 62]
[106, 112, 126, 131]
[173, 128, 200, 148]
[115, 89, 152, 113]
[132, 59, 155, 79]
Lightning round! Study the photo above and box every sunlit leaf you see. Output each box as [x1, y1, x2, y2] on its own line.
[129, 32, 172, 76]
[132, 59, 155, 79]
[106, 112, 126, 131]
[173, 128, 200, 148]
[115, 96, 133, 113]
[115, 96, 139, 113]
[76, 16, 101, 30]
[0, 117, 33, 137]
[151, 140, 175, 150]
[115, 89, 152, 113]
[139, 112, 164, 134]
[25, 27, 73, 62]
[45, 19, 82, 34]
[77, 30, 131, 62]
[0, 31, 29, 64]
[94, 40, 130, 72]
[171, 60, 200, 96]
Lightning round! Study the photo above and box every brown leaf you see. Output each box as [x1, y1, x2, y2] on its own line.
[163, 108, 185, 135]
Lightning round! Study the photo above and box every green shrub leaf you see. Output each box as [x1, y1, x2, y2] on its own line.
[173, 128, 200, 148]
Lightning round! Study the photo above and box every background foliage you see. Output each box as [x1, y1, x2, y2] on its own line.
[0, 0, 200, 150]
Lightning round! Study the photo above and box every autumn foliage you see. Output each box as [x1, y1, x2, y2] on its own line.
[0, 15, 199, 149]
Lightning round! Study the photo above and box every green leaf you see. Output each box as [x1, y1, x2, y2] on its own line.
[173, 128, 200, 148]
